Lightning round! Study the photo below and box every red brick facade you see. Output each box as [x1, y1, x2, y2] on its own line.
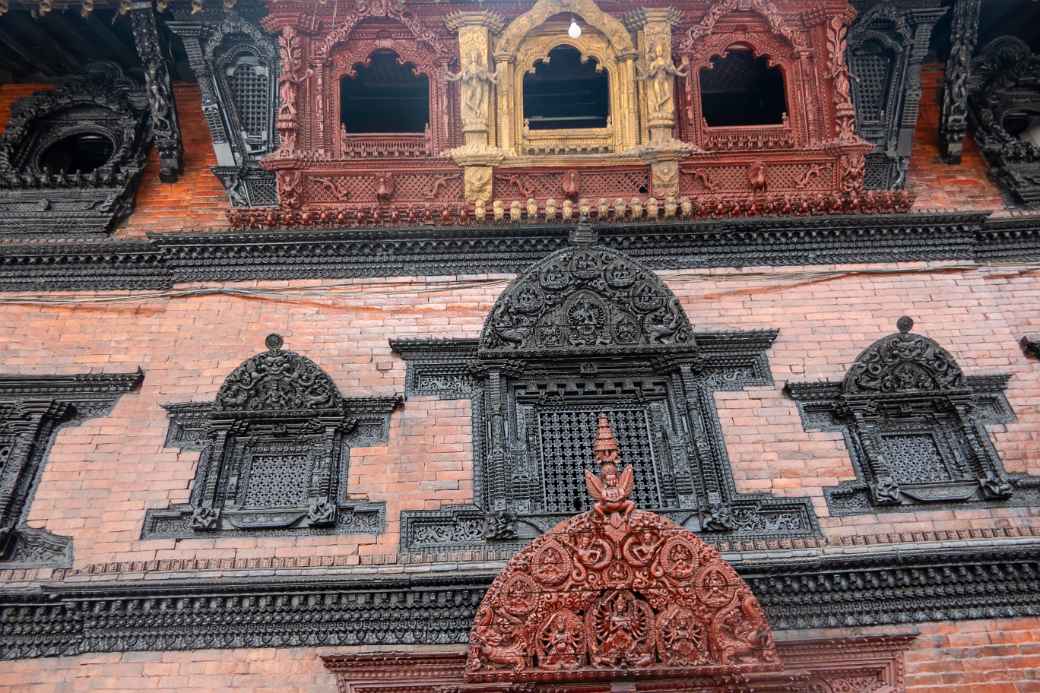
[1, 48, 1040, 691]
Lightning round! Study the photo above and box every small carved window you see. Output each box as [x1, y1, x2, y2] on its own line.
[523, 45, 609, 130]
[699, 48, 786, 127]
[221, 49, 274, 156]
[786, 317, 1038, 516]
[141, 334, 401, 539]
[340, 50, 430, 134]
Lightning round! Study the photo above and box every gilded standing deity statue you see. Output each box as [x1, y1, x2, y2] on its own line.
[637, 40, 687, 118]
[447, 51, 499, 127]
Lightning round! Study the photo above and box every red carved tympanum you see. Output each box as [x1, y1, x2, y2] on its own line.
[465, 414, 780, 683]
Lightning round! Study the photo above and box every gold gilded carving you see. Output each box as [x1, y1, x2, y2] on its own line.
[637, 39, 686, 124]
[448, 51, 499, 130]
[651, 159, 679, 198]
[495, 0, 635, 58]
[464, 166, 493, 203]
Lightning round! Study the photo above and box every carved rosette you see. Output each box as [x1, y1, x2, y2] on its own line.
[466, 419, 779, 682]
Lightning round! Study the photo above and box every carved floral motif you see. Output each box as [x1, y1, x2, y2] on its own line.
[844, 316, 964, 395]
[215, 333, 341, 411]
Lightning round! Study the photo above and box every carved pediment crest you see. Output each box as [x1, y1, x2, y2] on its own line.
[466, 414, 780, 682]
[843, 317, 965, 395]
[479, 245, 695, 355]
[215, 334, 343, 412]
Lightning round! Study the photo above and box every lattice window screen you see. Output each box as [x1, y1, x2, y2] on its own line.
[851, 47, 894, 123]
[881, 433, 953, 484]
[536, 407, 661, 513]
[241, 453, 312, 508]
[226, 56, 271, 154]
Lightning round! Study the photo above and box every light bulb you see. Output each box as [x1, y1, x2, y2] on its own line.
[568, 18, 582, 39]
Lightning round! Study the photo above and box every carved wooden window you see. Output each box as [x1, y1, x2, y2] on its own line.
[0, 371, 141, 567]
[141, 334, 401, 539]
[969, 36, 1040, 208]
[699, 49, 787, 127]
[168, 16, 279, 208]
[340, 50, 431, 134]
[787, 317, 1040, 515]
[394, 241, 819, 551]
[523, 45, 609, 130]
[0, 62, 149, 235]
[849, 39, 896, 127]
[217, 44, 276, 157]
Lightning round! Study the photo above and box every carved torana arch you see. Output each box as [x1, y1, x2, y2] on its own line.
[843, 315, 965, 395]
[681, 0, 804, 52]
[466, 414, 780, 681]
[495, 0, 635, 59]
[479, 244, 695, 355]
[215, 333, 343, 411]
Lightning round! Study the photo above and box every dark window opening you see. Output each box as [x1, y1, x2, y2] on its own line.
[700, 49, 787, 127]
[38, 133, 114, 174]
[523, 45, 609, 130]
[340, 50, 429, 134]
[1003, 111, 1040, 145]
[850, 42, 895, 123]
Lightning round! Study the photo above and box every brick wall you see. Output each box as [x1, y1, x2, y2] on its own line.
[908, 64, 1006, 212]
[1, 618, 1039, 691]
[0, 264, 1035, 576]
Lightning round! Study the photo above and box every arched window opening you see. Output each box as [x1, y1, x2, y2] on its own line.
[523, 45, 609, 130]
[1004, 111, 1040, 147]
[38, 133, 114, 174]
[700, 48, 787, 127]
[340, 50, 429, 134]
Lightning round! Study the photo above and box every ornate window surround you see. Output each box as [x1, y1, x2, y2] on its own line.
[141, 334, 401, 539]
[0, 62, 151, 237]
[968, 36, 1040, 209]
[787, 317, 1040, 515]
[169, 9, 281, 208]
[847, 0, 945, 190]
[393, 237, 818, 552]
[0, 370, 142, 568]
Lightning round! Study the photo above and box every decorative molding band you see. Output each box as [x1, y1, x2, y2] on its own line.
[2, 213, 1040, 292]
[1, 540, 1038, 660]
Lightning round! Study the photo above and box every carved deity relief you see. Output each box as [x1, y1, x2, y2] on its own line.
[637, 33, 687, 126]
[465, 414, 780, 682]
[275, 27, 311, 157]
[448, 50, 498, 130]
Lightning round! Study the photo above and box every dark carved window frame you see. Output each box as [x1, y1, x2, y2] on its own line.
[141, 334, 401, 539]
[968, 36, 1040, 209]
[169, 9, 280, 208]
[0, 371, 142, 568]
[0, 62, 151, 236]
[392, 239, 818, 552]
[787, 317, 1040, 516]
[848, 0, 945, 190]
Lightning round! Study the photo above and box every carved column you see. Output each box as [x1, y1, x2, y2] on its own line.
[129, 1, 183, 182]
[446, 11, 505, 204]
[939, 0, 981, 163]
[494, 53, 516, 156]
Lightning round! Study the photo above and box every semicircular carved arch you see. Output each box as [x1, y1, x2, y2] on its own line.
[215, 335, 343, 411]
[681, 0, 804, 52]
[495, 0, 635, 59]
[694, 32, 795, 71]
[203, 15, 278, 63]
[466, 496, 779, 681]
[843, 319, 965, 395]
[334, 43, 438, 79]
[478, 245, 695, 355]
[520, 38, 611, 76]
[314, 2, 450, 65]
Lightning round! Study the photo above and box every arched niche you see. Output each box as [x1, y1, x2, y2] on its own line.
[493, 0, 639, 157]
